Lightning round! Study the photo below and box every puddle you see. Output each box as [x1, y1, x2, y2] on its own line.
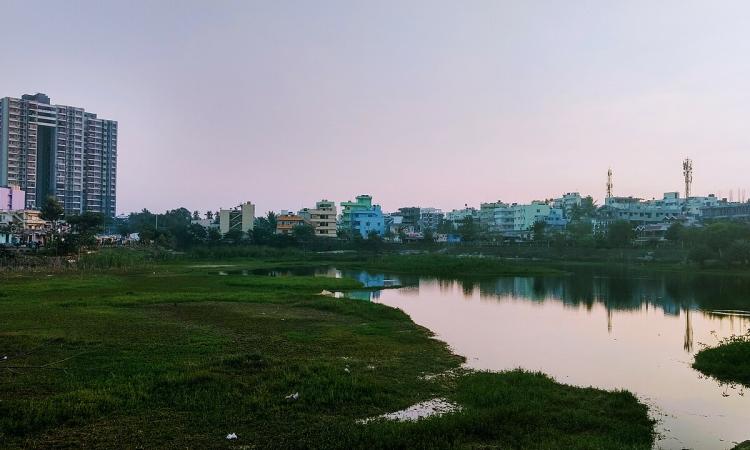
[358, 398, 461, 424]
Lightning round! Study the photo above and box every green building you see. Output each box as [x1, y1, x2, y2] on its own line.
[339, 195, 373, 231]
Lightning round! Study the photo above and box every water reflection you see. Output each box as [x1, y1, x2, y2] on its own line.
[255, 266, 750, 449]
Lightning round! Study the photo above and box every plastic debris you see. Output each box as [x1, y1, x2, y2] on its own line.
[285, 392, 299, 401]
[226, 433, 238, 440]
[344, 367, 350, 373]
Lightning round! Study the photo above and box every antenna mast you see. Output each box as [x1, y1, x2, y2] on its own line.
[682, 158, 693, 198]
[606, 168, 613, 198]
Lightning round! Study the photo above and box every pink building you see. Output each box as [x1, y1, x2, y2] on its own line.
[0, 186, 26, 212]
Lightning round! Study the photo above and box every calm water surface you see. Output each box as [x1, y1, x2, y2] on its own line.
[259, 266, 750, 450]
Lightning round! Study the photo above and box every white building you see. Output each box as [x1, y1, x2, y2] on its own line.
[418, 207, 444, 231]
[219, 201, 255, 235]
[553, 192, 583, 213]
[298, 199, 337, 238]
[444, 207, 479, 229]
[602, 192, 722, 225]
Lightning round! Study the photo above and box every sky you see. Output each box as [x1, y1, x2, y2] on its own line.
[2, 0, 749, 215]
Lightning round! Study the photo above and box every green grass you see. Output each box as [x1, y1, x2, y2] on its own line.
[0, 259, 653, 448]
[693, 332, 750, 387]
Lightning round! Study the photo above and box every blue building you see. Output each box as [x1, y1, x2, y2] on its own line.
[351, 205, 385, 238]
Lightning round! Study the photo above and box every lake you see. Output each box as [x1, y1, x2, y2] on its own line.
[260, 266, 750, 449]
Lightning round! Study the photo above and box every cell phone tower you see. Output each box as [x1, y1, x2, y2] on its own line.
[682, 158, 693, 199]
[606, 168, 613, 198]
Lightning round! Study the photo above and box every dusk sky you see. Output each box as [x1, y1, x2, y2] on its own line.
[2, 0, 749, 215]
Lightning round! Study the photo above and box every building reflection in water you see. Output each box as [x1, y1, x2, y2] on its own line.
[309, 266, 750, 353]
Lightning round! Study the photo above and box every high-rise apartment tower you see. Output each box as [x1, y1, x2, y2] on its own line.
[0, 93, 117, 216]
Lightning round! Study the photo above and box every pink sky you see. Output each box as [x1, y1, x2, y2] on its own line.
[2, 1, 749, 215]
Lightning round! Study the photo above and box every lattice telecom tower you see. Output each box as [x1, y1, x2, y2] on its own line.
[683, 158, 693, 198]
[606, 168, 613, 198]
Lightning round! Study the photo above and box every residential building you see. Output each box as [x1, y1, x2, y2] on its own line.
[219, 201, 255, 235]
[702, 202, 750, 221]
[276, 213, 307, 235]
[0, 185, 25, 211]
[339, 195, 374, 231]
[351, 205, 385, 238]
[0, 209, 50, 246]
[384, 213, 403, 236]
[480, 201, 507, 230]
[418, 207, 444, 231]
[553, 192, 583, 215]
[298, 199, 337, 238]
[0, 93, 117, 216]
[396, 207, 421, 231]
[444, 207, 479, 229]
[601, 193, 723, 225]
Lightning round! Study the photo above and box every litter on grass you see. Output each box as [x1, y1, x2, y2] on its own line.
[285, 392, 299, 401]
[226, 433, 238, 440]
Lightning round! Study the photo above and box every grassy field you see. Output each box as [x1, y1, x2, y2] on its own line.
[693, 332, 750, 387]
[0, 257, 654, 449]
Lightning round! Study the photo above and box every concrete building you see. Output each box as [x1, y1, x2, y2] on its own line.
[702, 202, 750, 221]
[0, 93, 117, 216]
[511, 202, 554, 231]
[298, 200, 337, 238]
[553, 192, 583, 215]
[0, 209, 50, 246]
[444, 207, 479, 229]
[384, 213, 404, 236]
[601, 193, 722, 225]
[340, 195, 375, 231]
[0, 185, 25, 211]
[480, 201, 507, 230]
[418, 207, 444, 231]
[276, 213, 307, 235]
[396, 207, 421, 231]
[219, 201, 255, 235]
[351, 205, 385, 238]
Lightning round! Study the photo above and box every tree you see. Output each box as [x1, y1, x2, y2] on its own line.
[567, 220, 594, 246]
[606, 220, 634, 247]
[422, 229, 435, 244]
[569, 196, 597, 222]
[354, 230, 384, 253]
[60, 212, 105, 253]
[665, 222, 685, 242]
[437, 219, 454, 234]
[253, 217, 275, 245]
[725, 240, 750, 265]
[224, 228, 246, 244]
[532, 220, 546, 242]
[457, 217, 479, 242]
[292, 223, 315, 244]
[266, 212, 278, 230]
[688, 245, 715, 267]
[40, 195, 64, 222]
[207, 227, 222, 243]
[192, 210, 201, 220]
[205, 211, 214, 220]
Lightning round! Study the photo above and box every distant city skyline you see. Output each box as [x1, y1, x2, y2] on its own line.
[2, 1, 749, 215]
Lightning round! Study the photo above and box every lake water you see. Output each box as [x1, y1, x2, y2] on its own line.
[258, 266, 750, 449]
